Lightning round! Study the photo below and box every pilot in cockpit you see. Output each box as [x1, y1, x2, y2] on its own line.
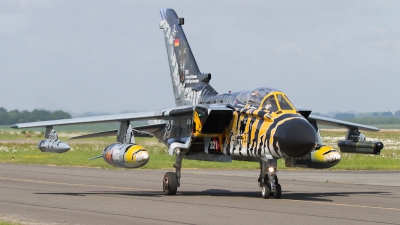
[263, 96, 278, 112]
[249, 91, 263, 106]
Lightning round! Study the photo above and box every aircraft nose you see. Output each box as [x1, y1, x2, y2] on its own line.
[274, 119, 317, 157]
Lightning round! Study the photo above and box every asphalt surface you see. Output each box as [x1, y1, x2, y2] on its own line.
[0, 164, 400, 225]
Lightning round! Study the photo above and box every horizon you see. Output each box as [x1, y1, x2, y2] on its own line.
[1, 1, 400, 114]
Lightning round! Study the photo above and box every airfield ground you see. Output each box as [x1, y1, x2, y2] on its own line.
[0, 164, 400, 225]
[0, 128, 399, 224]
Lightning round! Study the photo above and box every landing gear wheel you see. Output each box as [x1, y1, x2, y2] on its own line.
[270, 177, 279, 196]
[163, 172, 178, 195]
[273, 183, 281, 199]
[261, 184, 271, 199]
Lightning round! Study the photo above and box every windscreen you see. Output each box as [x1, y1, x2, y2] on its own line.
[262, 95, 279, 112]
[276, 94, 294, 110]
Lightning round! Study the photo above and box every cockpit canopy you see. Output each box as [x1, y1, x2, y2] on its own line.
[199, 87, 296, 112]
[235, 87, 295, 112]
[236, 87, 271, 106]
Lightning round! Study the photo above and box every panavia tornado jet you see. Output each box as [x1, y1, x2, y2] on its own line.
[11, 9, 384, 199]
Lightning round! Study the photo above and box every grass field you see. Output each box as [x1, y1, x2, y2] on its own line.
[0, 129, 399, 170]
[0, 222, 21, 225]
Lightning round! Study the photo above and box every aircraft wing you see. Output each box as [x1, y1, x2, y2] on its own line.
[307, 114, 379, 131]
[68, 129, 154, 140]
[10, 106, 193, 129]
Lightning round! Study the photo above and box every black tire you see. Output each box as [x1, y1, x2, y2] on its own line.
[261, 184, 271, 199]
[271, 177, 279, 196]
[273, 183, 282, 199]
[163, 172, 178, 195]
[262, 176, 274, 196]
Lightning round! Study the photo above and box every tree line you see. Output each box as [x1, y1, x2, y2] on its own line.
[335, 111, 400, 124]
[343, 117, 400, 125]
[0, 108, 71, 125]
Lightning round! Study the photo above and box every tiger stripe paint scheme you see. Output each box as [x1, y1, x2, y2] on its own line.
[194, 91, 317, 160]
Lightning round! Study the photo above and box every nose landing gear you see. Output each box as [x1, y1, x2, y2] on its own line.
[259, 159, 281, 199]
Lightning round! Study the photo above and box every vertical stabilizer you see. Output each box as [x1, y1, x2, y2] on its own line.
[159, 9, 217, 106]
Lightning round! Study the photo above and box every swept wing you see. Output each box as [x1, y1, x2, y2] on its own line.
[10, 106, 193, 129]
[307, 114, 379, 131]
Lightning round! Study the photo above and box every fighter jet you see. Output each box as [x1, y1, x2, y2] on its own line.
[10, 9, 384, 199]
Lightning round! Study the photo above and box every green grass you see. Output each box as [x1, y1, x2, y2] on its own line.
[333, 152, 400, 170]
[0, 130, 399, 170]
[0, 221, 21, 225]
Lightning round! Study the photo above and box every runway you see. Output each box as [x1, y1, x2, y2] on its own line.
[0, 164, 399, 225]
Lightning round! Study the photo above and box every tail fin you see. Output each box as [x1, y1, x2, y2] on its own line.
[159, 9, 217, 106]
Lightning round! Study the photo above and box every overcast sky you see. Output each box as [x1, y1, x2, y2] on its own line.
[1, 0, 399, 115]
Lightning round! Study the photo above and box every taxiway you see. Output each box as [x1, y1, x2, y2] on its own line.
[0, 164, 399, 224]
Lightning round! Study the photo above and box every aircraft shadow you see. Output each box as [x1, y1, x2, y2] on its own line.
[34, 189, 392, 202]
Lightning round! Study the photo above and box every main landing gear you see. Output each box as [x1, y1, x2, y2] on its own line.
[162, 147, 282, 199]
[259, 159, 281, 199]
[163, 148, 186, 195]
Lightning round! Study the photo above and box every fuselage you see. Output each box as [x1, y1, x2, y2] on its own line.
[192, 87, 318, 159]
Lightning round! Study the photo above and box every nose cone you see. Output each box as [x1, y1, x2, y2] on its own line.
[275, 119, 317, 157]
